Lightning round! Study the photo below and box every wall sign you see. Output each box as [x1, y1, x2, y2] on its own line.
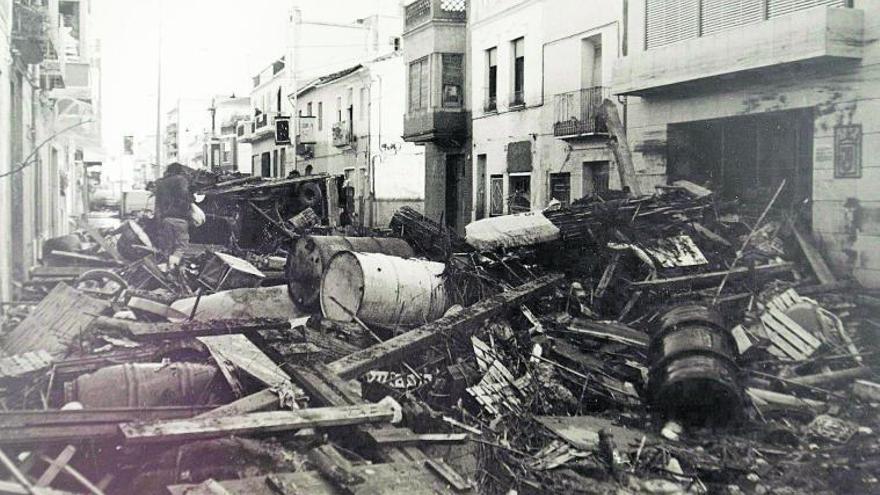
[834, 124, 862, 179]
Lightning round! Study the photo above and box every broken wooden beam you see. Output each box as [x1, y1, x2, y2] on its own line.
[119, 404, 395, 444]
[327, 273, 564, 380]
[90, 316, 290, 341]
[0, 407, 213, 445]
[599, 99, 642, 197]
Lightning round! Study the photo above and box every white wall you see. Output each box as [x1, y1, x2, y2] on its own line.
[0, 0, 12, 304]
[470, 0, 544, 213]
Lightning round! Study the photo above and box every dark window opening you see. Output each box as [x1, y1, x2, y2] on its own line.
[512, 37, 525, 106]
[486, 47, 497, 112]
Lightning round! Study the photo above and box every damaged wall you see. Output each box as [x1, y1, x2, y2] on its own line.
[617, 0, 880, 287]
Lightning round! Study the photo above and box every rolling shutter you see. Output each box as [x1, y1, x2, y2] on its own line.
[768, 0, 847, 18]
[646, 0, 700, 49]
[702, 0, 764, 36]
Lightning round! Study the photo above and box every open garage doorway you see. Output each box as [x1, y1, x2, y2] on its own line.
[667, 108, 814, 224]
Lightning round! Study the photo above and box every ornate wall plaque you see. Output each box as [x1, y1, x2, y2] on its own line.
[834, 124, 862, 179]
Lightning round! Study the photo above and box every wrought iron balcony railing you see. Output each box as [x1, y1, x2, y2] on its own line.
[553, 86, 610, 137]
[405, 0, 466, 31]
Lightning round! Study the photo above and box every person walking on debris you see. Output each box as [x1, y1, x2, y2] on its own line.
[154, 162, 193, 267]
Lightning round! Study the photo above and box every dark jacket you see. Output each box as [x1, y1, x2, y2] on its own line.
[154, 174, 191, 220]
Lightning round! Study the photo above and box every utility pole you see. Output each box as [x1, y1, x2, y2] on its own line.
[286, 0, 301, 176]
[155, 0, 163, 176]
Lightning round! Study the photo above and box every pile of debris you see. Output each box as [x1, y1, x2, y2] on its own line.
[0, 180, 877, 494]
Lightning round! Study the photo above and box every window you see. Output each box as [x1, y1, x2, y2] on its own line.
[509, 174, 531, 213]
[486, 47, 497, 112]
[318, 102, 323, 130]
[511, 37, 525, 106]
[307, 102, 313, 116]
[583, 161, 610, 197]
[359, 87, 367, 120]
[409, 57, 429, 111]
[549, 173, 571, 206]
[442, 53, 463, 108]
[336, 96, 342, 122]
[490, 174, 504, 216]
[273, 149, 279, 177]
[280, 148, 286, 176]
[276, 87, 282, 112]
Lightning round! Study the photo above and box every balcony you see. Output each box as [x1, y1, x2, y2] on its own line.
[12, 1, 49, 65]
[332, 120, 353, 148]
[553, 87, 609, 138]
[403, 107, 467, 143]
[405, 0, 466, 33]
[614, 6, 863, 96]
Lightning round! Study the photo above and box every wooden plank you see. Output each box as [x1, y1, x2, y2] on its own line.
[307, 445, 364, 492]
[78, 221, 125, 264]
[90, 316, 290, 341]
[629, 262, 795, 289]
[369, 428, 467, 447]
[424, 459, 472, 492]
[36, 455, 104, 495]
[327, 274, 564, 380]
[29, 266, 92, 279]
[196, 335, 293, 390]
[793, 225, 837, 285]
[1, 284, 110, 358]
[198, 389, 280, 419]
[167, 461, 461, 495]
[0, 480, 75, 495]
[0, 351, 54, 379]
[0, 448, 34, 494]
[119, 404, 395, 445]
[48, 251, 123, 267]
[36, 446, 77, 487]
[0, 407, 212, 445]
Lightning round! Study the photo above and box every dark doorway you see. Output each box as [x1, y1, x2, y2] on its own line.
[550, 172, 571, 205]
[668, 108, 813, 219]
[509, 174, 531, 213]
[582, 161, 610, 198]
[260, 152, 271, 177]
[445, 154, 464, 230]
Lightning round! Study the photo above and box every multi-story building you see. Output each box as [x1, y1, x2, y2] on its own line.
[468, 0, 622, 220]
[1, 0, 103, 303]
[401, 0, 470, 232]
[164, 98, 212, 169]
[296, 52, 426, 227]
[614, 0, 880, 286]
[242, 6, 404, 179]
[204, 95, 251, 173]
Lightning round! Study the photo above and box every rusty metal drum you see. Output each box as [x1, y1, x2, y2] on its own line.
[286, 236, 414, 309]
[63, 362, 220, 408]
[320, 251, 449, 329]
[648, 304, 742, 426]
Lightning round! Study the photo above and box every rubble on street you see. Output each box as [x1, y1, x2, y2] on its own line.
[0, 176, 878, 495]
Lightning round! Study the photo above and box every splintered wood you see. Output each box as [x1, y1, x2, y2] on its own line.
[119, 404, 395, 444]
[327, 273, 564, 379]
[1, 283, 110, 358]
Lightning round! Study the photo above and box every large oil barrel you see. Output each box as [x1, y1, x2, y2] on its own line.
[286, 236, 414, 309]
[320, 252, 449, 329]
[63, 362, 220, 408]
[648, 304, 742, 426]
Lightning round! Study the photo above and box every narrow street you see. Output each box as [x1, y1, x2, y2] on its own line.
[0, 0, 879, 494]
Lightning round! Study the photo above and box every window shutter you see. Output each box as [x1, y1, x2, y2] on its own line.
[645, 0, 700, 49]
[409, 61, 420, 111]
[768, 0, 847, 18]
[702, 0, 764, 36]
[419, 59, 430, 109]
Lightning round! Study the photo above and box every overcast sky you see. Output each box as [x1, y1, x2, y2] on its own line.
[93, 0, 388, 155]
